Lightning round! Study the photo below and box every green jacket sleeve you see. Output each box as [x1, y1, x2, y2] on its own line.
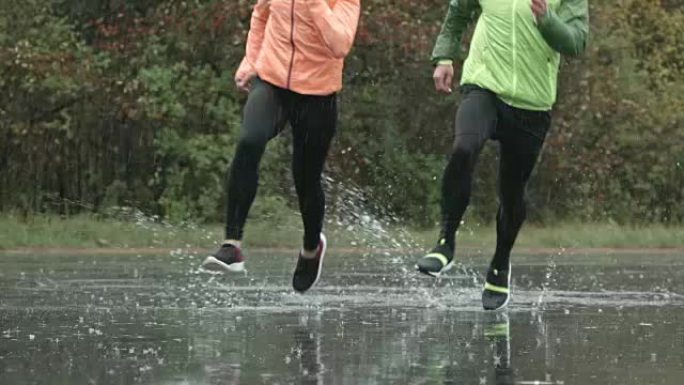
[537, 0, 589, 56]
[431, 0, 480, 64]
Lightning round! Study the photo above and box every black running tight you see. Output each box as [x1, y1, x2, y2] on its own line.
[441, 85, 551, 270]
[225, 78, 336, 251]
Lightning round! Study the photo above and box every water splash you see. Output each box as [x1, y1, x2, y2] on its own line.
[535, 248, 563, 311]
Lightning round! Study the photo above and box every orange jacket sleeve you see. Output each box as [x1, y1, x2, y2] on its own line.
[307, 0, 361, 59]
[236, 1, 271, 79]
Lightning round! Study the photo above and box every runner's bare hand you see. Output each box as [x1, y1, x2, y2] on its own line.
[433, 64, 455, 94]
[235, 72, 256, 93]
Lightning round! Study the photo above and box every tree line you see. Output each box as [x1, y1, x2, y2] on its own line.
[0, 0, 682, 225]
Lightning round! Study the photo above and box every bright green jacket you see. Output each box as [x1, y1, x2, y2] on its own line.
[432, 0, 589, 111]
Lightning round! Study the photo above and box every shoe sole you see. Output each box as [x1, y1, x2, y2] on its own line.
[294, 233, 327, 293]
[483, 264, 512, 311]
[415, 261, 454, 278]
[201, 256, 245, 273]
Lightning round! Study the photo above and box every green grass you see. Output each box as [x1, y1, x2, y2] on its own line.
[0, 214, 221, 249]
[0, 214, 682, 250]
[413, 223, 684, 250]
[516, 223, 684, 249]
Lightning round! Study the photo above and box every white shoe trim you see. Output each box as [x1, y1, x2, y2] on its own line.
[416, 260, 454, 278]
[201, 256, 245, 273]
[310, 233, 327, 289]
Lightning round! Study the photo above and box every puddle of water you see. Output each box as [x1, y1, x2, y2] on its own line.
[1, 251, 683, 384]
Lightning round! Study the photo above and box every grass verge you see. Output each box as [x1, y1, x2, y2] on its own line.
[0, 214, 682, 251]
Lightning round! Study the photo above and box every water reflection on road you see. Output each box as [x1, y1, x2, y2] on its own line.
[1, 251, 683, 384]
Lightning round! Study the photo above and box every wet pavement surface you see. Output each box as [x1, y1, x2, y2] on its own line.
[1, 250, 683, 384]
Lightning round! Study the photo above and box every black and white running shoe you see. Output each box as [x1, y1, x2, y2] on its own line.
[482, 264, 511, 310]
[292, 234, 327, 293]
[416, 238, 454, 277]
[202, 243, 245, 273]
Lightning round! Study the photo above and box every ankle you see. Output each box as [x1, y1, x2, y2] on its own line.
[224, 239, 241, 248]
[437, 236, 455, 252]
[490, 257, 510, 271]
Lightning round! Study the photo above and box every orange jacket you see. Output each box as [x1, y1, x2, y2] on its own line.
[236, 0, 361, 96]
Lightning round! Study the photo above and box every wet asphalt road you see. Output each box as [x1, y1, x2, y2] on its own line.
[1, 250, 683, 384]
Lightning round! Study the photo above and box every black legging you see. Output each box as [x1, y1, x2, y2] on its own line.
[441, 85, 550, 270]
[225, 78, 337, 251]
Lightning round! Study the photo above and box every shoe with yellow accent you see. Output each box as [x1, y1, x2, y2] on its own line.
[482, 265, 511, 310]
[416, 239, 454, 277]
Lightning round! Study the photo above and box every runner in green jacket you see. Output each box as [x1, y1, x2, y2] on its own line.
[416, 0, 589, 310]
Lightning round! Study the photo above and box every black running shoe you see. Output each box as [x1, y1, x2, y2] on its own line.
[292, 234, 327, 293]
[202, 243, 245, 273]
[416, 238, 454, 277]
[482, 264, 511, 310]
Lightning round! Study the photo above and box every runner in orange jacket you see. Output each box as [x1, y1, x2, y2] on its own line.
[236, 0, 359, 95]
[203, 0, 361, 293]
